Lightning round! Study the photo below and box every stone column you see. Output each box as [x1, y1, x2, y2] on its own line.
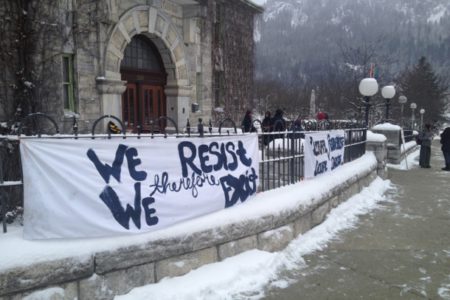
[371, 128, 401, 164]
[366, 139, 388, 179]
[96, 78, 127, 119]
[165, 82, 192, 132]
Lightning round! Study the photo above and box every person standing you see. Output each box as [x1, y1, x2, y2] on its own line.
[272, 109, 286, 132]
[316, 111, 329, 121]
[241, 110, 255, 133]
[262, 111, 273, 145]
[262, 111, 273, 132]
[418, 123, 433, 168]
[440, 127, 450, 171]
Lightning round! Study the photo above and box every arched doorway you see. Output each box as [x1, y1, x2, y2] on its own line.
[120, 34, 167, 132]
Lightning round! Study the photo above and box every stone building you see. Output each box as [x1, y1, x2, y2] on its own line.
[0, 0, 263, 133]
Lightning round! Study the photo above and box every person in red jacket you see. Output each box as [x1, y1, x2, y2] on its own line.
[316, 111, 328, 121]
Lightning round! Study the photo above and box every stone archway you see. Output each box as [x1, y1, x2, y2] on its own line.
[97, 5, 191, 128]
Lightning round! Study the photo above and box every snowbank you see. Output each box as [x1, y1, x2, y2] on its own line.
[116, 177, 393, 300]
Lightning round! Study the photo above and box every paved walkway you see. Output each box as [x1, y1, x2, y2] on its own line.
[264, 140, 450, 299]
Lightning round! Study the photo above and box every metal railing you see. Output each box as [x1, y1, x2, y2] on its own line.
[256, 127, 366, 192]
[402, 129, 416, 143]
[0, 113, 368, 232]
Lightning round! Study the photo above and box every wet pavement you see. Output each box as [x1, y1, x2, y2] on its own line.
[264, 140, 450, 299]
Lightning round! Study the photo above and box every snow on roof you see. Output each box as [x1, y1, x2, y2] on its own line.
[371, 123, 401, 131]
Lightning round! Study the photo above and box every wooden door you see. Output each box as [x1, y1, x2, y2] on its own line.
[141, 84, 165, 132]
[122, 83, 166, 132]
[122, 83, 138, 130]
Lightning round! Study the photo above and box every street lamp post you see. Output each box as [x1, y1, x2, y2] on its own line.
[410, 102, 417, 130]
[420, 108, 425, 130]
[381, 85, 396, 121]
[359, 78, 379, 127]
[398, 95, 407, 127]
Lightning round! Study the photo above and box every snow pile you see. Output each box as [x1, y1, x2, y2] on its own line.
[367, 130, 387, 143]
[116, 177, 393, 300]
[22, 288, 65, 300]
[438, 275, 450, 298]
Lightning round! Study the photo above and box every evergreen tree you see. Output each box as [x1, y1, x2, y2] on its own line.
[397, 56, 448, 121]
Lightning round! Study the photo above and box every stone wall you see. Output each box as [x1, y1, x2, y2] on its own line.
[0, 0, 72, 123]
[0, 0, 261, 133]
[0, 1, 19, 121]
[212, 0, 260, 122]
[0, 162, 379, 300]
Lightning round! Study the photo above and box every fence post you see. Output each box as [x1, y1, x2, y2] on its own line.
[218, 118, 237, 135]
[18, 112, 60, 136]
[186, 119, 191, 137]
[91, 115, 126, 139]
[0, 144, 5, 232]
[72, 115, 78, 139]
[198, 118, 204, 137]
[290, 130, 295, 184]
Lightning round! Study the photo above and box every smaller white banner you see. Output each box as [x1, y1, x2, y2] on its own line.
[304, 130, 345, 178]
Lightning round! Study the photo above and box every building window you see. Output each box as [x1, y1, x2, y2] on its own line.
[214, 71, 224, 108]
[196, 72, 202, 104]
[121, 35, 163, 72]
[214, 3, 224, 48]
[62, 54, 75, 111]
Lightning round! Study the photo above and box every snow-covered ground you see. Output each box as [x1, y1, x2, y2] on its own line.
[115, 177, 393, 300]
[14, 145, 442, 300]
[1, 150, 396, 300]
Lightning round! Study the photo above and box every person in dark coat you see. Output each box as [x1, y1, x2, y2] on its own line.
[272, 109, 286, 132]
[241, 110, 255, 133]
[262, 111, 273, 133]
[262, 111, 273, 145]
[291, 116, 303, 131]
[440, 127, 450, 171]
[418, 123, 433, 168]
[289, 116, 305, 139]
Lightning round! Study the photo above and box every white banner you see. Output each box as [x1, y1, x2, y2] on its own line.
[20, 135, 259, 239]
[304, 130, 345, 179]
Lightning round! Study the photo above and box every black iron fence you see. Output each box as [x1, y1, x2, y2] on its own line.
[256, 127, 366, 192]
[402, 129, 416, 143]
[0, 113, 368, 233]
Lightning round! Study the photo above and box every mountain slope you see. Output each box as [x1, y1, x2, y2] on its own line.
[256, 0, 450, 85]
